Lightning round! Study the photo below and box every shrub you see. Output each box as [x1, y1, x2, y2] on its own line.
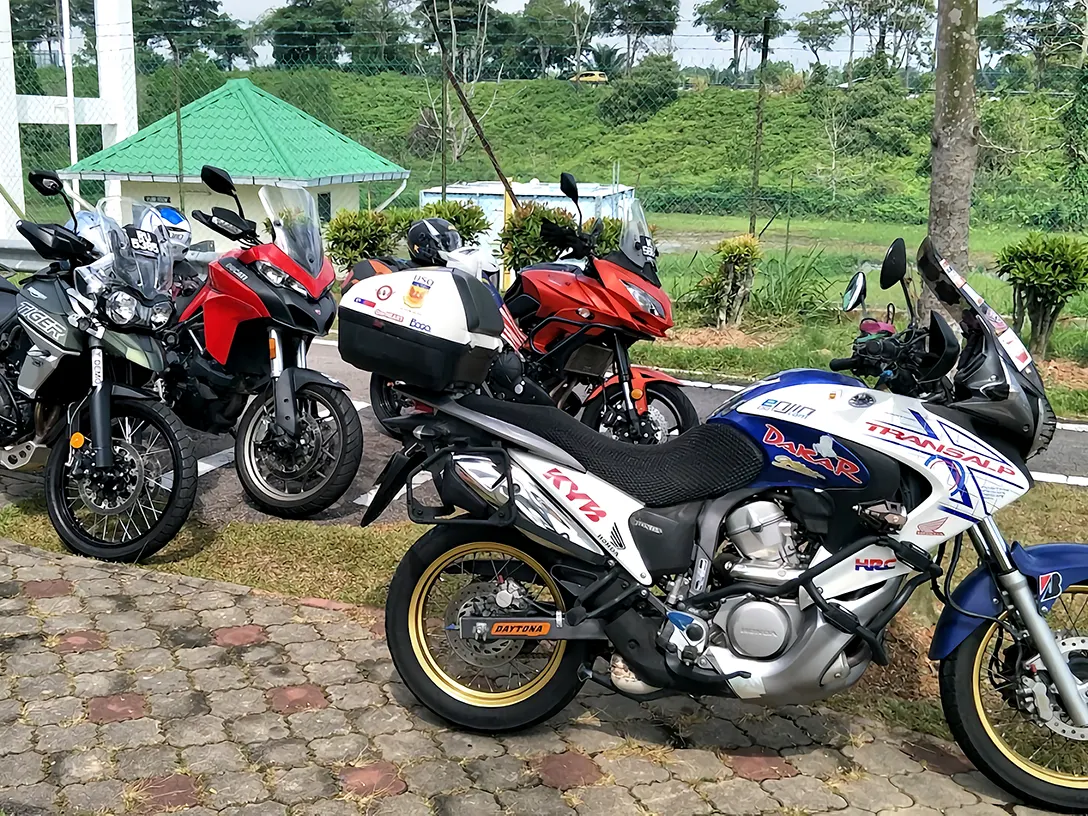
[383, 206, 422, 240]
[420, 200, 490, 245]
[996, 231, 1088, 358]
[747, 248, 833, 322]
[500, 203, 576, 270]
[690, 234, 763, 327]
[584, 216, 623, 255]
[324, 210, 397, 272]
[598, 55, 680, 126]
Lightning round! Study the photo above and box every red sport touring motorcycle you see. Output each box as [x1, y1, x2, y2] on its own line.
[503, 174, 698, 443]
[166, 166, 362, 517]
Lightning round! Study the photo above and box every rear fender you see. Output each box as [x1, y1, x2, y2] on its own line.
[587, 367, 683, 412]
[929, 542, 1088, 660]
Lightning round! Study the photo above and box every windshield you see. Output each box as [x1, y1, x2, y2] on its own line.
[916, 239, 1054, 457]
[259, 185, 324, 277]
[91, 198, 172, 298]
[618, 198, 660, 286]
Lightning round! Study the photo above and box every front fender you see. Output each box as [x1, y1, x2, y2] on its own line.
[586, 367, 684, 410]
[273, 367, 350, 436]
[929, 542, 1088, 661]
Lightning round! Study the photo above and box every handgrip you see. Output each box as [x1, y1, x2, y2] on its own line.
[829, 357, 856, 372]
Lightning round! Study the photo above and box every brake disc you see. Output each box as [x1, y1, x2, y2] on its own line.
[1023, 636, 1088, 740]
[444, 581, 524, 668]
[77, 442, 143, 515]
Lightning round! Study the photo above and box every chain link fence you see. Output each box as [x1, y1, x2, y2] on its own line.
[11, 13, 1087, 265]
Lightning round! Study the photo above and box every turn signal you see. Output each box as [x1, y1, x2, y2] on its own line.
[630, 388, 644, 400]
[69, 433, 85, 449]
[268, 337, 277, 359]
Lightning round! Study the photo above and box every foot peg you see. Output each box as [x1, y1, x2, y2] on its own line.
[610, 655, 660, 695]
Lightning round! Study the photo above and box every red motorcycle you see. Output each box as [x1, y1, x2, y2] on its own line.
[166, 166, 362, 517]
[502, 174, 699, 443]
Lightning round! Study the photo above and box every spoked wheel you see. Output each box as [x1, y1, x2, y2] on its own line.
[369, 376, 413, 440]
[941, 584, 1088, 812]
[582, 381, 700, 443]
[386, 526, 587, 731]
[236, 383, 362, 518]
[45, 398, 197, 562]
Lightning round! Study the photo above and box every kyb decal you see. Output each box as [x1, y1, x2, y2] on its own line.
[542, 468, 607, 522]
[763, 425, 864, 484]
[865, 422, 1017, 477]
[855, 557, 897, 571]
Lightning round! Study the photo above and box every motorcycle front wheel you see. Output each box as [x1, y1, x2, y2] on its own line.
[386, 525, 588, 732]
[581, 381, 700, 443]
[46, 398, 197, 562]
[235, 383, 363, 518]
[940, 583, 1088, 812]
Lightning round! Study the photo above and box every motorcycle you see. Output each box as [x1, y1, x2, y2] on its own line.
[503, 173, 699, 443]
[167, 166, 363, 518]
[352, 235, 1088, 812]
[8, 172, 197, 561]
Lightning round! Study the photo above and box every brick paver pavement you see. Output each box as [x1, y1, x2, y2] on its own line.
[0, 539, 1062, 815]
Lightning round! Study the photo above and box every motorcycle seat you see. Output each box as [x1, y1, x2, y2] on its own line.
[458, 394, 765, 507]
[0, 276, 19, 296]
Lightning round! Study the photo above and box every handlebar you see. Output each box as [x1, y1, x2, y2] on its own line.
[829, 357, 857, 372]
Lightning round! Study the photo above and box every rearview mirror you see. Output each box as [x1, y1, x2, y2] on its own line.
[880, 238, 907, 290]
[201, 166, 236, 197]
[28, 170, 63, 197]
[842, 271, 867, 312]
[560, 172, 579, 205]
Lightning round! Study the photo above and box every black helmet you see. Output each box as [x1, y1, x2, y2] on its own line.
[407, 218, 463, 265]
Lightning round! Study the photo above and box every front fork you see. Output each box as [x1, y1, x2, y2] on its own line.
[975, 517, 1088, 726]
[88, 341, 114, 469]
[611, 335, 645, 435]
[269, 328, 309, 438]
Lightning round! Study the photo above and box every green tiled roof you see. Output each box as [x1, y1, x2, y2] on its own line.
[62, 78, 408, 185]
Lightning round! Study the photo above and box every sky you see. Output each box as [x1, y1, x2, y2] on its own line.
[219, 0, 1006, 70]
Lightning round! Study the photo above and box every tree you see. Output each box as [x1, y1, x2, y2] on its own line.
[346, 0, 413, 70]
[795, 8, 844, 64]
[593, 0, 679, 73]
[857, 0, 934, 70]
[695, 0, 783, 75]
[524, 0, 578, 73]
[928, 0, 979, 281]
[826, 0, 867, 84]
[977, 12, 1009, 71]
[132, 0, 245, 63]
[1001, 0, 1077, 85]
[263, 0, 350, 66]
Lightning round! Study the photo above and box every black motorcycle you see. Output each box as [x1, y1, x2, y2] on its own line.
[7, 171, 197, 561]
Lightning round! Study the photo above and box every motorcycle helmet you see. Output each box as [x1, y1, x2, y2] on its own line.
[152, 205, 191, 261]
[407, 218, 463, 266]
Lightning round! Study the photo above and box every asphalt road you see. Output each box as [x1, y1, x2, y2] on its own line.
[4, 340, 1087, 531]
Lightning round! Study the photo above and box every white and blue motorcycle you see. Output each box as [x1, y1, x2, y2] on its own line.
[356, 237, 1088, 812]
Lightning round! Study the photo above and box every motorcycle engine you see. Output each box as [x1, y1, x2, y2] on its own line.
[708, 498, 811, 660]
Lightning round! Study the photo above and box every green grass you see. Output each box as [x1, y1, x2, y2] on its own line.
[0, 499, 422, 607]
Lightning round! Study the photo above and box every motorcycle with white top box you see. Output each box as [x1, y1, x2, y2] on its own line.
[340, 235, 1088, 812]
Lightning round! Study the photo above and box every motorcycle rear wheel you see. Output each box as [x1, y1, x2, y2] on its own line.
[235, 383, 362, 518]
[386, 525, 587, 732]
[45, 398, 197, 563]
[940, 583, 1088, 812]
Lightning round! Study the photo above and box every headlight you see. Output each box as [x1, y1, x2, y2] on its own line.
[150, 301, 173, 328]
[254, 260, 287, 287]
[286, 277, 310, 297]
[105, 291, 138, 324]
[622, 281, 665, 318]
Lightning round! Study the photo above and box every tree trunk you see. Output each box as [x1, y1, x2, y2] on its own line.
[847, 29, 856, 86]
[925, 0, 979, 324]
[718, 260, 757, 327]
[1011, 284, 1025, 335]
[1028, 301, 1064, 359]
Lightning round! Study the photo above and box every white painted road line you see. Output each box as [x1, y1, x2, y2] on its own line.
[313, 338, 337, 347]
[352, 399, 368, 412]
[197, 448, 235, 477]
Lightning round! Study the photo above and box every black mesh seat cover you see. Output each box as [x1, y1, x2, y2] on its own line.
[459, 395, 765, 507]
